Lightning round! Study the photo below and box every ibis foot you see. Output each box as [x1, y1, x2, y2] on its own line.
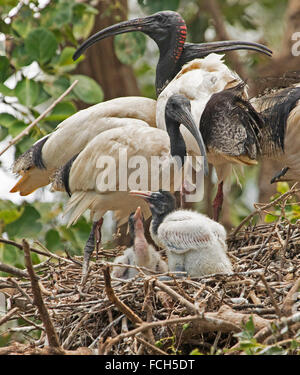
[270, 167, 289, 184]
[213, 181, 223, 221]
[81, 218, 104, 284]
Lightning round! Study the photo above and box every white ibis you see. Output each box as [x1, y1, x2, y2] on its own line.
[111, 206, 167, 279]
[51, 94, 207, 277]
[129, 190, 232, 277]
[10, 96, 157, 196]
[11, 11, 271, 200]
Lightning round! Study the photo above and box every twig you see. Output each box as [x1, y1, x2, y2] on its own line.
[254, 312, 300, 344]
[102, 265, 143, 325]
[102, 313, 241, 354]
[0, 262, 29, 279]
[0, 307, 19, 326]
[232, 184, 300, 236]
[153, 278, 198, 314]
[135, 335, 168, 355]
[22, 239, 60, 348]
[0, 238, 50, 258]
[0, 80, 78, 157]
[282, 276, 300, 316]
[259, 274, 282, 318]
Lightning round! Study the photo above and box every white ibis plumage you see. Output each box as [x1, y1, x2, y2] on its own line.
[111, 206, 168, 279]
[10, 96, 157, 196]
[51, 94, 206, 277]
[129, 190, 232, 277]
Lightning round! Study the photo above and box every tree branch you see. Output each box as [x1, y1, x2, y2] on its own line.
[0, 80, 78, 157]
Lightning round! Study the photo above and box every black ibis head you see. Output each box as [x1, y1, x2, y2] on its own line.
[73, 11, 186, 61]
[165, 93, 209, 176]
[130, 190, 176, 217]
[73, 11, 272, 94]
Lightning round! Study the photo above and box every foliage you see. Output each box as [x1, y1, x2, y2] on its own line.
[264, 182, 300, 224]
[0, 0, 105, 270]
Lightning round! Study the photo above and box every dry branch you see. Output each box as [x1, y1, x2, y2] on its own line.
[22, 239, 60, 348]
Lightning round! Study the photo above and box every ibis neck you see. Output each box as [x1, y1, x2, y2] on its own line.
[165, 117, 187, 166]
[133, 222, 149, 265]
[155, 30, 186, 95]
[151, 207, 174, 238]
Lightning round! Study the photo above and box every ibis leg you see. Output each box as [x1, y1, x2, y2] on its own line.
[270, 167, 289, 184]
[82, 218, 103, 279]
[213, 181, 223, 221]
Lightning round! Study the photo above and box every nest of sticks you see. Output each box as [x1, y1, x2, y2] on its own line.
[0, 186, 300, 355]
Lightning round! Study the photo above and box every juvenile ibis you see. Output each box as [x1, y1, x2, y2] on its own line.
[129, 190, 232, 277]
[111, 206, 168, 279]
[51, 94, 206, 277]
[250, 85, 300, 184]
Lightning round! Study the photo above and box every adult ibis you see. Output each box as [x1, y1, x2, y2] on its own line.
[129, 190, 232, 277]
[51, 94, 206, 277]
[112, 206, 168, 279]
[11, 10, 271, 200]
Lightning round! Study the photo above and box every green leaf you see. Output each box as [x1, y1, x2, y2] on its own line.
[72, 3, 98, 40]
[0, 200, 23, 224]
[46, 101, 76, 122]
[55, 47, 84, 73]
[11, 43, 34, 68]
[11, 16, 32, 37]
[0, 56, 11, 83]
[43, 76, 71, 98]
[73, 12, 96, 40]
[15, 78, 39, 107]
[49, 1, 73, 28]
[0, 113, 16, 128]
[45, 229, 61, 252]
[276, 181, 289, 194]
[2, 244, 18, 266]
[8, 120, 27, 137]
[265, 213, 278, 223]
[137, 0, 180, 12]
[0, 83, 15, 96]
[25, 28, 58, 65]
[114, 32, 146, 65]
[35, 83, 51, 106]
[70, 75, 103, 104]
[15, 135, 35, 156]
[0, 125, 8, 141]
[6, 205, 42, 238]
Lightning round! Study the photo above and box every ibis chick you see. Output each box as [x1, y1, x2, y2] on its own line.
[112, 206, 168, 279]
[130, 190, 232, 277]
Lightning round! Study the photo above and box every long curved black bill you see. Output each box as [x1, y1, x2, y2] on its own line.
[166, 94, 209, 176]
[181, 40, 272, 64]
[73, 16, 153, 61]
